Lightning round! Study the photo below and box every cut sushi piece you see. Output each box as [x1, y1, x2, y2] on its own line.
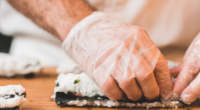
[0, 53, 41, 77]
[52, 73, 183, 109]
[0, 85, 27, 110]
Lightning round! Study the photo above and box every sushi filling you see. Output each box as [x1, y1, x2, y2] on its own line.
[1, 93, 26, 99]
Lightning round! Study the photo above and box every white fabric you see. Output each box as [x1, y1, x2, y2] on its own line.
[0, 0, 200, 65]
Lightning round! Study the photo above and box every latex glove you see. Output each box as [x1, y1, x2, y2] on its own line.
[62, 12, 172, 101]
[171, 32, 200, 103]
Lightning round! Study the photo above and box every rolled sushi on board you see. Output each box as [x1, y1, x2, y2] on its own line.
[0, 85, 27, 110]
[52, 72, 182, 109]
[0, 53, 41, 78]
[56, 58, 82, 74]
[52, 61, 182, 109]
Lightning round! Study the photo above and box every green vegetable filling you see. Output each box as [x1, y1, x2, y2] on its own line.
[74, 78, 80, 84]
[93, 94, 100, 98]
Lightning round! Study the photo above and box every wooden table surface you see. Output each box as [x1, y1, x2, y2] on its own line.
[0, 47, 200, 110]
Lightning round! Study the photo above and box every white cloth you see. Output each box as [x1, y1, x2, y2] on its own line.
[0, 0, 199, 65]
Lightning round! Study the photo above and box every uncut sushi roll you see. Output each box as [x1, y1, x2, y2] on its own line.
[52, 72, 183, 109]
[52, 61, 182, 109]
[0, 53, 41, 78]
[0, 85, 27, 110]
[56, 58, 82, 74]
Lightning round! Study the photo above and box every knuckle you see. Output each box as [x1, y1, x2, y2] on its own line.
[134, 27, 146, 33]
[139, 72, 153, 82]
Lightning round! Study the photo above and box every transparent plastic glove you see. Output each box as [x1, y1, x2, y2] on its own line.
[171, 32, 200, 103]
[62, 12, 172, 101]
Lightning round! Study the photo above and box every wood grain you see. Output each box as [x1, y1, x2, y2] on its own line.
[0, 47, 199, 110]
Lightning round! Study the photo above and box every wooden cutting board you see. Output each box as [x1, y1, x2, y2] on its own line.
[0, 47, 199, 110]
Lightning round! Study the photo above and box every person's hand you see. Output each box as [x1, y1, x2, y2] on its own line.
[62, 12, 173, 101]
[171, 32, 200, 103]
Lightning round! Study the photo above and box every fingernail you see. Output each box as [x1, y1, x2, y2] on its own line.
[172, 93, 180, 100]
[180, 94, 191, 105]
[161, 92, 173, 101]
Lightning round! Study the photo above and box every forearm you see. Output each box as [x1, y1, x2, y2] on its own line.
[7, 0, 93, 40]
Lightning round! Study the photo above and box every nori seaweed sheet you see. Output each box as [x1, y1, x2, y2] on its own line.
[55, 82, 162, 106]
[55, 92, 166, 106]
[55, 83, 183, 106]
[55, 92, 108, 105]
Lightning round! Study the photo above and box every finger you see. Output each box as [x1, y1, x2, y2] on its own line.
[113, 73, 142, 101]
[99, 75, 126, 101]
[136, 59, 160, 100]
[181, 72, 200, 103]
[170, 64, 183, 77]
[119, 78, 142, 101]
[182, 32, 200, 61]
[173, 55, 200, 100]
[112, 57, 142, 101]
[154, 54, 173, 100]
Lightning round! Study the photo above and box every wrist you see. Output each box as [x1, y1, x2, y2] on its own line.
[50, 0, 94, 41]
[8, 0, 93, 41]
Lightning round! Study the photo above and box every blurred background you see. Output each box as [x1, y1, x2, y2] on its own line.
[0, 0, 199, 66]
[0, 33, 12, 53]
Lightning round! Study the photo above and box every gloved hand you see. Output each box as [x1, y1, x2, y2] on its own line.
[62, 12, 172, 101]
[171, 32, 200, 103]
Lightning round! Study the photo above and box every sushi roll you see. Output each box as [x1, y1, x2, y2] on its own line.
[56, 58, 82, 74]
[52, 73, 183, 109]
[0, 53, 41, 77]
[52, 61, 182, 109]
[0, 85, 27, 110]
